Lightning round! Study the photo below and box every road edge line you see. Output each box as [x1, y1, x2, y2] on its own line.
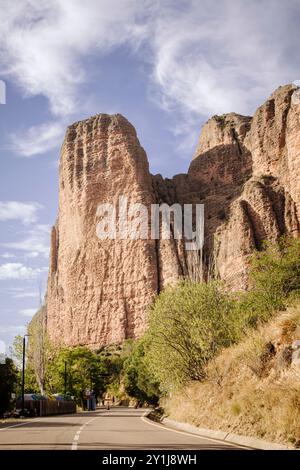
[144, 412, 292, 451]
[141, 411, 243, 449]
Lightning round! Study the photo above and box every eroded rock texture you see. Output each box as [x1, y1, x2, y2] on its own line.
[46, 84, 300, 348]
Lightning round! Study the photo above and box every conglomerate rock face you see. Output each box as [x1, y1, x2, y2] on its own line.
[46, 84, 300, 348]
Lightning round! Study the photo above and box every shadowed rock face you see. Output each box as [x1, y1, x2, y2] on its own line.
[46, 85, 300, 348]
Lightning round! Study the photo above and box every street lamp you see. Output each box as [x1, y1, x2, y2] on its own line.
[64, 361, 67, 395]
[21, 334, 30, 417]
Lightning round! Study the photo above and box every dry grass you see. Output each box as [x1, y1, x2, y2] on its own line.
[163, 305, 300, 447]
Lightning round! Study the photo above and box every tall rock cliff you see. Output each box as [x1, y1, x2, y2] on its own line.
[46, 84, 300, 348]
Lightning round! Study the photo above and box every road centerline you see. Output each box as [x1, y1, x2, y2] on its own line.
[71, 416, 98, 451]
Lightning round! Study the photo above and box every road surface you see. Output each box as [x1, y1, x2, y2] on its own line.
[0, 407, 243, 450]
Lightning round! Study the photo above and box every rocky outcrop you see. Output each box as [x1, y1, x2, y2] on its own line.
[46, 84, 300, 348]
[47, 115, 158, 347]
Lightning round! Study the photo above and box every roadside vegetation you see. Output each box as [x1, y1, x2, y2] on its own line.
[163, 305, 300, 446]
[5, 237, 300, 443]
[0, 358, 18, 417]
[145, 237, 300, 391]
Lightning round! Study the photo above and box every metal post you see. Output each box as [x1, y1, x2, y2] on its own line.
[64, 361, 67, 395]
[21, 336, 25, 417]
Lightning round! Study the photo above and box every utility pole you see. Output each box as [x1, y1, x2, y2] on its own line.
[21, 334, 30, 417]
[64, 361, 67, 395]
[21, 336, 26, 417]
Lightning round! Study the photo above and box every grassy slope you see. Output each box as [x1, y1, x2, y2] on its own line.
[163, 305, 300, 447]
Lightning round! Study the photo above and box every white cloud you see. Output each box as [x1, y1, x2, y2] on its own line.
[1, 252, 16, 259]
[0, 201, 42, 224]
[0, 0, 150, 156]
[0, 263, 47, 280]
[14, 292, 38, 299]
[11, 121, 65, 157]
[1, 0, 300, 156]
[3, 224, 50, 258]
[24, 252, 40, 259]
[0, 339, 6, 354]
[0, 325, 26, 334]
[0, 287, 39, 298]
[147, 0, 300, 145]
[18, 308, 37, 318]
[0, 0, 149, 116]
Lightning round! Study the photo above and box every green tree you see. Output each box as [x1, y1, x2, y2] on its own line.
[27, 306, 48, 394]
[0, 358, 18, 417]
[11, 335, 39, 395]
[11, 335, 23, 367]
[145, 281, 236, 390]
[46, 346, 108, 406]
[123, 338, 160, 405]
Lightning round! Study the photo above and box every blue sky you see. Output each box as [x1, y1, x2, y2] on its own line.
[0, 0, 299, 351]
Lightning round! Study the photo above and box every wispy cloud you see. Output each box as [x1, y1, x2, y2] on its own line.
[1, 0, 300, 156]
[11, 122, 65, 157]
[1, 252, 16, 259]
[2, 224, 50, 258]
[0, 263, 47, 280]
[24, 252, 41, 259]
[0, 201, 42, 224]
[0, 325, 26, 334]
[146, 0, 300, 150]
[18, 308, 37, 318]
[14, 292, 38, 299]
[0, 0, 149, 114]
[0, 339, 5, 354]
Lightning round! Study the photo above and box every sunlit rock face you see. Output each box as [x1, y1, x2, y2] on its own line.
[46, 85, 300, 348]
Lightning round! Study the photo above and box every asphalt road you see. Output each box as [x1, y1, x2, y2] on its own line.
[0, 407, 242, 450]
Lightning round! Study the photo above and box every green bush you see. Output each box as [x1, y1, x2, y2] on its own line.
[144, 238, 300, 392]
[236, 237, 300, 328]
[123, 338, 160, 405]
[145, 281, 237, 390]
[0, 358, 18, 417]
[46, 346, 108, 406]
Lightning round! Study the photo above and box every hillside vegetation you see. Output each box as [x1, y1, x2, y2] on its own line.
[145, 238, 300, 389]
[20, 237, 300, 445]
[163, 304, 300, 446]
[144, 237, 300, 446]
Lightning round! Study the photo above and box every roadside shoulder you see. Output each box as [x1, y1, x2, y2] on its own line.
[146, 411, 293, 450]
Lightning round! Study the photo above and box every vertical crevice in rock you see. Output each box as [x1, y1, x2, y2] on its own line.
[284, 193, 300, 237]
[155, 238, 161, 294]
[240, 200, 261, 251]
[279, 89, 294, 150]
[265, 98, 275, 122]
[50, 225, 58, 274]
[231, 127, 242, 156]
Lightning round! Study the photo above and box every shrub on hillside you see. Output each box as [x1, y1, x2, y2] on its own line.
[236, 237, 300, 328]
[123, 338, 160, 405]
[145, 281, 237, 390]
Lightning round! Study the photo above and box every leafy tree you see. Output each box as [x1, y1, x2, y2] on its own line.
[0, 358, 18, 417]
[27, 306, 48, 394]
[11, 335, 39, 395]
[145, 281, 236, 390]
[11, 335, 23, 367]
[123, 338, 159, 405]
[46, 346, 108, 406]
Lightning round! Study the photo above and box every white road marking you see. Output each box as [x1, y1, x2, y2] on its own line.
[140, 412, 239, 448]
[0, 417, 46, 431]
[1, 412, 100, 451]
[71, 417, 97, 451]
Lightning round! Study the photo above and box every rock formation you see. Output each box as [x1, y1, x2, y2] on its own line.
[46, 84, 300, 348]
